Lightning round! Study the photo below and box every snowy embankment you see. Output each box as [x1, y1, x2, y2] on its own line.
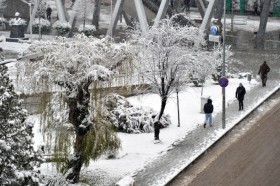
[74, 78, 257, 185]
[1, 16, 277, 184]
[0, 35, 260, 186]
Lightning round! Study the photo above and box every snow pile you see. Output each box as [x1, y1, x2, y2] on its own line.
[116, 176, 135, 186]
[105, 93, 171, 133]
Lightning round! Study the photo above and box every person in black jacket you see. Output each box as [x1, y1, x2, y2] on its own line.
[236, 83, 246, 111]
[258, 61, 270, 87]
[46, 6, 52, 20]
[203, 99, 214, 128]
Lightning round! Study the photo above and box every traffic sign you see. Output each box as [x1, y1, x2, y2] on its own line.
[209, 35, 221, 42]
[219, 77, 228, 87]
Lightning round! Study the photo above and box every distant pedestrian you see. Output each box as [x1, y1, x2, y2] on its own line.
[71, 0, 76, 7]
[46, 6, 52, 20]
[236, 83, 246, 111]
[253, 0, 259, 16]
[258, 61, 270, 87]
[203, 99, 214, 128]
[170, 0, 174, 7]
[182, 0, 190, 12]
[154, 121, 163, 143]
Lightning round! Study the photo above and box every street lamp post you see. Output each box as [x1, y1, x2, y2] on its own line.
[222, 0, 226, 129]
[38, 0, 42, 40]
[28, 1, 33, 40]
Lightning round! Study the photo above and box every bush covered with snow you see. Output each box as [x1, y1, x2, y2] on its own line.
[53, 21, 71, 35]
[8, 18, 26, 26]
[78, 24, 96, 36]
[0, 17, 7, 23]
[104, 93, 171, 133]
[32, 18, 51, 34]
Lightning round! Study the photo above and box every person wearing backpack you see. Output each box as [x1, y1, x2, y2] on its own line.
[203, 98, 214, 128]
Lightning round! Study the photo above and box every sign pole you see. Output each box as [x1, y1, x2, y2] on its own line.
[222, 0, 226, 129]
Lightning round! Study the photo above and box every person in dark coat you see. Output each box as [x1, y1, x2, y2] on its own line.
[203, 99, 214, 128]
[46, 6, 52, 20]
[253, 0, 259, 16]
[258, 61, 270, 87]
[154, 121, 163, 141]
[236, 83, 246, 111]
[182, 0, 190, 12]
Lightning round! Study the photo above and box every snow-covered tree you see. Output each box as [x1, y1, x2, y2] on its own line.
[191, 45, 232, 95]
[104, 93, 171, 133]
[73, 0, 95, 32]
[127, 17, 207, 139]
[0, 65, 42, 186]
[16, 35, 132, 183]
[209, 45, 233, 82]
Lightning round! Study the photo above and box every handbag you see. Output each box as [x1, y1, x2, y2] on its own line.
[256, 75, 261, 82]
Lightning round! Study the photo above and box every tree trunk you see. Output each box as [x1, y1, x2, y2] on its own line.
[256, 0, 272, 49]
[92, 0, 101, 30]
[158, 95, 168, 120]
[194, 0, 208, 18]
[214, 0, 224, 24]
[65, 82, 91, 183]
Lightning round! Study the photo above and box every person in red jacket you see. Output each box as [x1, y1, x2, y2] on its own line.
[258, 61, 270, 87]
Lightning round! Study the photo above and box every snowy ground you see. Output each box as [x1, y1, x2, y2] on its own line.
[27, 78, 257, 186]
[1, 10, 280, 186]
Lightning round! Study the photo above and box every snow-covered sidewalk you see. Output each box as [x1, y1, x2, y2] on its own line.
[1, 12, 280, 185]
[132, 80, 280, 186]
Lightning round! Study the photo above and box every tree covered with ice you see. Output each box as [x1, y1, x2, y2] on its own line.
[0, 65, 42, 186]
[209, 45, 233, 82]
[127, 17, 209, 136]
[16, 35, 133, 183]
[73, 0, 95, 32]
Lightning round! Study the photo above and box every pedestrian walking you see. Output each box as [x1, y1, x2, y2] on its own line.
[258, 61, 270, 87]
[46, 6, 52, 20]
[236, 83, 246, 111]
[181, 0, 190, 12]
[154, 121, 163, 143]
[253, 0, 259, 16]
[203, 98, 214, 128]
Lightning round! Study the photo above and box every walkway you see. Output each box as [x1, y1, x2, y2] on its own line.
[170, 90, 280, 186]
[132, 47, 280, 185]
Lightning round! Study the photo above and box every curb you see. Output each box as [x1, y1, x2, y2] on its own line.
[164, 85, 280, 186]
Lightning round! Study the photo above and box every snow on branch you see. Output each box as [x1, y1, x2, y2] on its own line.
[16, 35, 132, 94]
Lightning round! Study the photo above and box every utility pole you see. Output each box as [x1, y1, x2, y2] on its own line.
[222, 0, 226, 129]
[231, 0, 234, 31]
[28, 1, 33, 40]
[176, 88, 180, 127]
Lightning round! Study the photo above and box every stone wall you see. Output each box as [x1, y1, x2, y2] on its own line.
[21, 84, 151, 114]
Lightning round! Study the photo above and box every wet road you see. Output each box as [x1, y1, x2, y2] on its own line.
[169, 91, 280, 186]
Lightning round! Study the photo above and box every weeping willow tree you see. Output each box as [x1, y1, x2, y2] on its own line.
[16, 35, 132, 183]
